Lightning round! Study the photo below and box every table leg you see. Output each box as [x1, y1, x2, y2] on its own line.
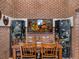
[13, 49, 16, 59]
[59, 48, 62, 59]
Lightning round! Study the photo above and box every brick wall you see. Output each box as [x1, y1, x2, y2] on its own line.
[13, 0, 68, 18]
[0, 0, 79, 18]
[0, 27, 10, 59]
[0, 0, 13, 17]
[68, 0, 79, 17]
[72, 13, 79, 59]
[68, 0, 79, 57]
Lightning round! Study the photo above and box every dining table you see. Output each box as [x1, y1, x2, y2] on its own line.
[12, 43, 62, 59]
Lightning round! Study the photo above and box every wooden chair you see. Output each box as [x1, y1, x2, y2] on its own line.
[20, 43, 36, 59]
[41, 43, 58, 59]
[16, 46, 21, 59]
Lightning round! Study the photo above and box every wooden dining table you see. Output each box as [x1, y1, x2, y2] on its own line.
[12, 43, 62, 59]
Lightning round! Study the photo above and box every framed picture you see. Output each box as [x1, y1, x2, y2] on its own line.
[11, 20, 26, 42]
[27, 19, 53, 34]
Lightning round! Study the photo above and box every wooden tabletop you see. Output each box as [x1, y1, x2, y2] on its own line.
[12, 43, 62, 49]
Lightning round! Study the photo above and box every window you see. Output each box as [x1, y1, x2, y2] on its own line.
[55, 20, 71, 58]
[11, 20, 26, 44]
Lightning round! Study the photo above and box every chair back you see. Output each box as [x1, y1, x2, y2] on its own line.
[20, 43, 36, 59]
[42, 43, 58, 58]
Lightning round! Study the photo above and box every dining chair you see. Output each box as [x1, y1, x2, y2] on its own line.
[41, 43, 58, 59]
[20, 43, 36, 59]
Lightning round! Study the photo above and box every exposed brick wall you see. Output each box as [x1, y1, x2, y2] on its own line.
[68, 0, 79, 17]
[67, 0, 79, 59]
[13, 0, 68, 18]
[0, 27, 10, 59]
[72, 13, 79, 59]
[0, 0, 79, 18]
[0, 0, 13, 17]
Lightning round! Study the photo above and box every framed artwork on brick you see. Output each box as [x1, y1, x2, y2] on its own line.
[27, 19, 53, 34]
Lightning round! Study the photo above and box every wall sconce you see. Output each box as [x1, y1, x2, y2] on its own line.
[3, 16, 9, 25]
